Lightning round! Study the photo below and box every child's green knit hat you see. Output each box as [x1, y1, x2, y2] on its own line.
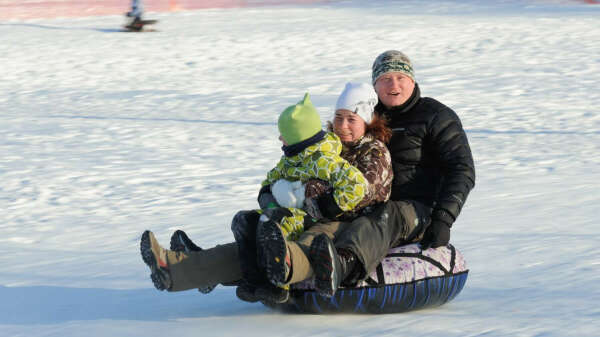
[278, 93, 322, 146]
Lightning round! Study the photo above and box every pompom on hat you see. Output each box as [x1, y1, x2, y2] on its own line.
[371, 50, 415, 85]
[278, 93, 323, 146]
[333, 82, 378, 124]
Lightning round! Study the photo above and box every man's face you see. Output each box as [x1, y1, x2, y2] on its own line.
[374, 72, 415, 108]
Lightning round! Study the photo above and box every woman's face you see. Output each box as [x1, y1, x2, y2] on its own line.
[333, 109, 366, 143]
[374, 72, 415, 108]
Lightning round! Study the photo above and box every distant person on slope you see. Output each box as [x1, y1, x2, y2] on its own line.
[125, 0, 144, 30]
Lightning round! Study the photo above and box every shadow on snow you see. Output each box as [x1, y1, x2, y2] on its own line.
[0, 285, 266, 325]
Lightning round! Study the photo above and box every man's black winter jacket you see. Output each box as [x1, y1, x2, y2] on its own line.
[375, 84, 475, 227]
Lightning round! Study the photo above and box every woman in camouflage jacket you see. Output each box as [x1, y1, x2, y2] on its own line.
[250, 83, 393, 301]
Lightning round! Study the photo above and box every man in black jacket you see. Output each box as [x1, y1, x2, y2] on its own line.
[308, 50, 476, 297]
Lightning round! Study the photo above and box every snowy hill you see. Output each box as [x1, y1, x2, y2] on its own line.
[1, 0, 599, 336]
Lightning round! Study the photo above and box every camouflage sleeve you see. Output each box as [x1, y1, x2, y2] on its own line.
[304, 179, 331, 199]
[352, 140, 393, 210]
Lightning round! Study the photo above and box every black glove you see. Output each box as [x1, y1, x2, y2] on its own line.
[303, 192, 341, 220]
[303, 197, 323, 219]
[420, 209, 453, 250]
[316, 192, 344, 220]
[420, 221, 450, 250]
[257, 184, 279, 210]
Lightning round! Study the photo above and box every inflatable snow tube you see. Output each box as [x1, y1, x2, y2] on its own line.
[264, 243, 468, 314]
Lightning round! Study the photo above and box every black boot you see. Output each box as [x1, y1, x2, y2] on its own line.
[235, 279, 289, 304]
[256, 217, 291, 287]
[170, 229, 203, 253]
[169, 230, 218, 294]
[255, 216, 292, 304]
[231, 210, 272, 303]
[309, 234, 357, 298]
[254, 283, 290, 304]
[235, 279, 260, 303]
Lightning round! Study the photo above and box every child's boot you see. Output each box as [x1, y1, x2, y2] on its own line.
[256, 216, 292, 303]
[256, 218, 292, 287]
[309, 234, 358, 298]
[231, 210, 272, 302]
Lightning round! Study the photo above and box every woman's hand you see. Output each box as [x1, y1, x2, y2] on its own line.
[303, 197, 323, 219]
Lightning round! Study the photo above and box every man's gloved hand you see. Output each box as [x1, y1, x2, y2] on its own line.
[420, 209, 453, 250]
[303, 197, 323, 220]
[420, 221, 450, 250]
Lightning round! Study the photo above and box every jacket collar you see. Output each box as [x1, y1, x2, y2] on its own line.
[281, 130, 326, 157]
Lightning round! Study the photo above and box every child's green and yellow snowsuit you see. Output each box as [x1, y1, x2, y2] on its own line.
[260, 132, 368, 240]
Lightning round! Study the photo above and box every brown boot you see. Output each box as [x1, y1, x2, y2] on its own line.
[142, 230, 243, 292]
[140, 230, 172, 291]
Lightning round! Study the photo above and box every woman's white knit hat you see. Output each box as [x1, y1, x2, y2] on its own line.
[334, 82, 378, 124]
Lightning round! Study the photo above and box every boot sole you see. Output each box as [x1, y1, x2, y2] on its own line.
[140, 231, 171, 291]
[236, 282, 260, 303]
[255, 284, 290, 304]
[257, 220, 288, 287]
[310, 235, 338, 298]
[231, 211, 254, 246]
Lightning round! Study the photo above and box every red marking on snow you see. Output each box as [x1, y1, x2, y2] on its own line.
[582, 0, 599, 3]
[0, 0, 328, 20]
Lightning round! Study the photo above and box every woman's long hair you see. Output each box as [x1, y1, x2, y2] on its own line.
[328, 113, 392, 144]
[366, 114, 392, 144]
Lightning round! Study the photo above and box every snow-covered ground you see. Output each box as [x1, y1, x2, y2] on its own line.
[1, 0, 599, 336]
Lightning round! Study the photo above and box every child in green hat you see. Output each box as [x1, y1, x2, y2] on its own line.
[232, 92, 369, 303]
[264, 92, 370, 233]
